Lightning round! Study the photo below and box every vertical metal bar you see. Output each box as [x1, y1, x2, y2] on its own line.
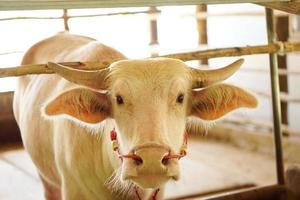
[265, 8, 285, 185]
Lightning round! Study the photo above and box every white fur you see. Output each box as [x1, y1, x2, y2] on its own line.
[14, 33, 191, 200]
[14, 32, 256, 200]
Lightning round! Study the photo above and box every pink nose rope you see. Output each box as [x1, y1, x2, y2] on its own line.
[109, 128, 188, 200]
[110, 128, 144, 163]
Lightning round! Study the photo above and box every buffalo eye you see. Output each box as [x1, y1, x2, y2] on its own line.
[116, 95, 124, 105]
[176, 94, 184, 104]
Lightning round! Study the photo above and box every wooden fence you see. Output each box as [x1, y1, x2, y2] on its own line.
[1, 1, 300, 197]
[1, 6, 300, 137]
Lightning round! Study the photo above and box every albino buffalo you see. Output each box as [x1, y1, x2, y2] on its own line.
[13, 32, 257, 200]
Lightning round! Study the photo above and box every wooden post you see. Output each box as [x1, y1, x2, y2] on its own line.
[196, 4, 208, 65]
[0, 92, 21, 144]
[148, 6, 159, 57]
[63, 9, 70, 31]
[276, 15, 289, 126]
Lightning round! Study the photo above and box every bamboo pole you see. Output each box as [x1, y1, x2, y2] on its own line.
[163, 42, 300, 61]
[0, 61, 111, 78]
[1, 42, 300, 78]
[265, 8, 285, 186]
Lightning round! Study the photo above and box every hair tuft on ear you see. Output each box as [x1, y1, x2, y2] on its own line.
[191, 84, 258, 120]
[44, 88, 111, 124]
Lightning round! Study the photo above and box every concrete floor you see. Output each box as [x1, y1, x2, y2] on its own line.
[0, 139, 277, 200]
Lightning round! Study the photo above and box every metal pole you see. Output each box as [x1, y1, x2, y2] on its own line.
[265, 8, 285, 185]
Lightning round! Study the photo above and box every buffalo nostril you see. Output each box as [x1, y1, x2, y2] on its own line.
[162, 156, 169, 166]
[122, 153, 143, 166]
[133, 155, 143, 166]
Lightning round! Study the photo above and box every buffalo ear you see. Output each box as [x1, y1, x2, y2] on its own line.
[190, 84, 258, 120]
[45, 88, 111, 124]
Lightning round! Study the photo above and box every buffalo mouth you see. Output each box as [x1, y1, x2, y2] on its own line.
[124, 173, 179, 189]
[121, 160, 180, 189]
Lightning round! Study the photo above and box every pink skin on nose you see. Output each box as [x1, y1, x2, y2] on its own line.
[109, 128, 187, 188]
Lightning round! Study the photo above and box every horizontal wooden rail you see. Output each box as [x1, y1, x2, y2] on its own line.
[188, 10, 290, 19]
[223, 116, 300, 136]
[239, 67, 300, 76]
[1, 41, 300, 78]
[227, 87, 300, 105]
[193, 12, 265, 19]
[0, 61, 112, 78]
[254, 90, 300, 103]
[164, 42, 300, 61]
[0, 1, 299, 16]
[0, 51, 23, 56]
[0, 1, 292, 11]
[0, 11, 264, 22]
[0, 10, 288, 22]
[0, 9, 161, 21]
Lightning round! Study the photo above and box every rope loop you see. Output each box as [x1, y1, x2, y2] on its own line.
[275, 41, 285, 56]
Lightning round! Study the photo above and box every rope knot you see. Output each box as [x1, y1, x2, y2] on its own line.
[275, 41, 285, 56]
